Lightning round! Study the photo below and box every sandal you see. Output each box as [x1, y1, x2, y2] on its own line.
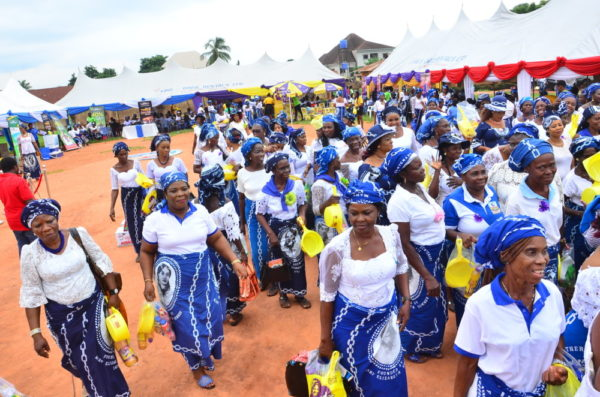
[295, 296, 312, 309]
[198, 374, 215, 389]
[279, 295, 291, 309]
[267, 284, 279, 297]
[228, 313, 243, 326]
[406, 353, 428, 364]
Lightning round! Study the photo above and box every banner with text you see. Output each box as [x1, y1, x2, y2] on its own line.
[138, 101, 154, 123]
[8, 116, 21, 158]
[90, 106, 107, 127]
[51, 114, 78, 151]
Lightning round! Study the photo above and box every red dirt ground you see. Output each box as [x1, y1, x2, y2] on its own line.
[0, 126, 457, 396]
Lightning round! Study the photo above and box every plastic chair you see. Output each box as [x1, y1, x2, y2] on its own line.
[367, 106, 374, 118]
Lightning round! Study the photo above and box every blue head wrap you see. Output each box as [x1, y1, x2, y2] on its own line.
[587, 83, 600, 99]
[380, 147, 418, 179]
[557, 101, 569, 116]
[343, 111, 356, 121]
[366, 124, 395, 149]
[543, 115, 562, 130]
[343, 127, 362, 141]
[416, 116, 445, 144]
[160, 171, 188, 191]
[424, 110, 443, 120]
[475, 215, 546, 269]
[252, 118, 271, 136]
[570, 137, 600, 157]
[200, 123, 219, 141]
[507, 123, 539, 139]
[344, 180, 384, 204]
[265, 152, 289, 173]
[197, 164, 226, 207]
[426, 88, 437, 99]
[382, 106, 401, 120]
[558, 91, 576, 101]
[112, 141, 129, 156]
[315, 146, 338, 177]
[322, 114, 345, 134]
[277, 110, 288, 120]
[21, 198, 62, 229]
[269, 132, 287, 145]
[427, 97, 440, 105]
[508, 138, 554, 172]
[150, 134, 170, 151]
[580, 196, 600, 234]
[241, 137, 262, 165]
[452, 154, 484, 176]
[477, 93, 490, 101]
[288, 128, 306, 157]
[518, 96, 533, 109]
[438, 133, 469, 149]
[581, 106, 600, 129]
[415, 87, 423, 94]
[226, 128, 244, 144]
[534, 97, 551, 108]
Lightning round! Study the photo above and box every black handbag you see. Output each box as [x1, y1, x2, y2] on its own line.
[266, 257, 291, 283]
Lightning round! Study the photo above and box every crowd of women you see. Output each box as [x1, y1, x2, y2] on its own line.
[16, 82, 600, 396]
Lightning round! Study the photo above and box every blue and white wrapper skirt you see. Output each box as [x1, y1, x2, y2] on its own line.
[225, 180, 240, 215]
[154, 251, 224, 370]
[268, 217, 307, 297]
[209, 247, 246, 317]
[401, 242, 447, 356]
[45, 289, 130, 397]
[332, 294, 408, 397]
[245, 198, 268, 282]
[546, 243, 560, 284]
[471, 369, 545, 397]
[120, 186, 145, 254]
[564, 201, 592, 270]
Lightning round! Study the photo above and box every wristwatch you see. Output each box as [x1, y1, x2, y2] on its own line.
[401, 296, 412, 304]
[108, 288, 120, 296]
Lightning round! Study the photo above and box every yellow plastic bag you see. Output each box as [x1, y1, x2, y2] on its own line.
[135, 172, 154, 188]
[141, 186, 157, 215]
[306, 350, 347, 397]
[544, 364, 581, 397]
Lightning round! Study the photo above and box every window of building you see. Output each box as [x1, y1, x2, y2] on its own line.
[363, 54, 369, 60]
[370, 53, 378, 59]
[383, 53, 389, 59]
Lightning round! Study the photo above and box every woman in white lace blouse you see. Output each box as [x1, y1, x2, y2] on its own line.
[318, 181, 411, 397]
[19, 199, 130, 396]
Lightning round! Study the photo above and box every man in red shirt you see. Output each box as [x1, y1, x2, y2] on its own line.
[0, 157, 36, 255]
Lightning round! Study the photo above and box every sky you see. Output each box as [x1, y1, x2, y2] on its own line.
[0, 0, 526, 89]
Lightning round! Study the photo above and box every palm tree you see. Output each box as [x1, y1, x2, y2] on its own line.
[18, 80, 32, 89]
[202, 37, 231, 65]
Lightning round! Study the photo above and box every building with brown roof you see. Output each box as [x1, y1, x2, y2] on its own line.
[319, 33, 394, 75]
[28, 86, 73, 104]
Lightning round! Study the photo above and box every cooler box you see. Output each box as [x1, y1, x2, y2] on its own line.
[115, 220, 132, 247]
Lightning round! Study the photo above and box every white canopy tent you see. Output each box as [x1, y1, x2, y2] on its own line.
[0, 78, 66, 127]
[58, 49, 342, 110]
[369, 0, 600, 98]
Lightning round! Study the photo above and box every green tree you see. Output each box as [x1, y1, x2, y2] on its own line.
[202, 37, 231, 66]
[139, 55, 167, 73]
[511, 0, 549, 14]
[68, 73, 77, 86]
[18, 80, 31, 89]
[84, 65, 116, 79]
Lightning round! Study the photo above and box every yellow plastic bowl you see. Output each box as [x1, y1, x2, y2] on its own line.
[582, 182, 600, 205]
[445, 238, 474, 288]
[137, 302, 155, 335]
[135, 172, 154, 188]
[106, 307, 130, 342]
[324, 204, 343, 229]
[584, 152, 600, 182]
[297, 217, 324, 258]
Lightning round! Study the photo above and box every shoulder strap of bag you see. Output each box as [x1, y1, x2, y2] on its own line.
[69, 227, 103, 281]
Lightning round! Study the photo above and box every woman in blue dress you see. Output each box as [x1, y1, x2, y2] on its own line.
[474, 95, 509, 154]
[140, 172, 247, 389]
[319, 180, 411, 397]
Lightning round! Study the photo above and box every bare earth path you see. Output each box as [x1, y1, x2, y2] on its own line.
[0, 127, 457, 396]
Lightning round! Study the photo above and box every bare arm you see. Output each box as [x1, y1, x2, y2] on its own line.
[207, 231, 247, 278]
[26, 307, 50, 358]
[256, 213, 278, 246]
[193, 164, 202, 175]
[140, 241, 158, 301]
[394, 273, 411, 331]
[238, 192, 246, 234]
[592, 315, 600, 390]
[428, 168, 441, 199]
[318, 301, 335, 359]
[453, 355, 478, 397]
[109, 189, 119, 221]
[446, 229, 478, 249]
[395, 221, 440, 296]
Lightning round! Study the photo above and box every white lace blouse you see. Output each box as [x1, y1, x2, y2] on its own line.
[210, 201, 242, 243]
[110, 160, 144, 189]
[20, 227, 113, 308]
[319, 225, 409, 308]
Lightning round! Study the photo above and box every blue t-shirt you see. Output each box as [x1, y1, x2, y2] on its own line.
[563, 309, 587, 374]
[28, 128, 39, 143]
[443, 185, 503, 236]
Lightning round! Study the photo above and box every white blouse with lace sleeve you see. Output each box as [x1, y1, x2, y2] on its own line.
[318, 224, 408, 308]
[210, 201, 242, 242]
[19, 226, 113, 308]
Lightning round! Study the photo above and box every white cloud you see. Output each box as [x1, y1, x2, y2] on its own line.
[0, 0, 526, 88]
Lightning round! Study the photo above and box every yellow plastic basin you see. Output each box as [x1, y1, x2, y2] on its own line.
[445, 238, 474, 288]
[582, 182, 600, 205]
[324, 204, 344, 233]
[137, 302, 155, 335]
[297, 217, 324, 258]
[106, 307, 130, 343]
[584, 151, 600, 182]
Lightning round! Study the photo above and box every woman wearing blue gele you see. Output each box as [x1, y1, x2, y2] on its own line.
[454, 215, 568, 397]
[505, 138, 563, 284]
[383, 147, 447, 364]
[140, 171, 247, 390]
[318, 180, 411, 397]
